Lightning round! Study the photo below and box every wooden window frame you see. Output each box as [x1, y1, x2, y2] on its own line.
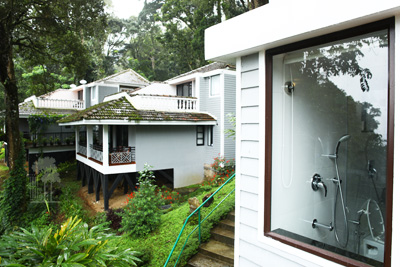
[264, 18, 394, 267]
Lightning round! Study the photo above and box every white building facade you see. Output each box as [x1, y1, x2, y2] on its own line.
[205, 1, 400, 266]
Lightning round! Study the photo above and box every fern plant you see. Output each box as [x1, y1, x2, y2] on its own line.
[0, 216, 141, 266]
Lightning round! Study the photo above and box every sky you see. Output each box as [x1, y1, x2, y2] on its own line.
[108, 0, 144, 18]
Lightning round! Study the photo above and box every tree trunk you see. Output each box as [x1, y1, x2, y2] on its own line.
[0, 28, 21, 171]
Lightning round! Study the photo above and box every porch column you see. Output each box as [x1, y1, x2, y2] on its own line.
[103, 125, 109, 166]
[87, 125, 93, 158]
[75, 126, 79, 153]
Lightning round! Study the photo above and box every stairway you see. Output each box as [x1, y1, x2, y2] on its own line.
[187, 210, 235, 267]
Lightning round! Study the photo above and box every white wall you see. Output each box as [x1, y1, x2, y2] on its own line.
[135, 125, 206, 188]
[136, 83, 176, 96]
[204, 1, 400, 266]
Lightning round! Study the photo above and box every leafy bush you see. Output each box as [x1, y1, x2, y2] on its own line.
[117, 179, 236, 267]
[0, 216, 141, 266]
[59, 186, 88, 221]
[120, 164, 163, 237]
[210, 155, 235, 186]
[0, 141, 27, 232]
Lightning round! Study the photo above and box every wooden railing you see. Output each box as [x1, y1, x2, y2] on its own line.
[109, 146, 135, 165]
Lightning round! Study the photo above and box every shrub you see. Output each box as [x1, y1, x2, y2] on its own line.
[210, 155, 235, 186]
[0, 139, 27, 232]
[0, 216, 141, 266]
[120, 164, 163, 237]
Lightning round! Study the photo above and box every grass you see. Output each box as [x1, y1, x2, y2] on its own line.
[116, 179, 235, 267]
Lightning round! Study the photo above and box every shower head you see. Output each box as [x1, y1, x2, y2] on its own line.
[335, 134, 351, 156]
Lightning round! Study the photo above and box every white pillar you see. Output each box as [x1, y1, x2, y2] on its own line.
[103, 125, 109, 166]
[87, 125, 93, 158]
[75, 127, 79, 153]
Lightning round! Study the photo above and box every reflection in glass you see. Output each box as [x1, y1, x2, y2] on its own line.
[270, 30, 388, 266]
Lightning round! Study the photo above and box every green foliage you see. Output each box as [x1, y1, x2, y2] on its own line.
[0, 216, 141, 266]
[28, 114, 66, 137]
[59, 186, 89, 222]
[210, 155, 235, 186]
[120, 164, 163, 237]
[117, 179, 235, 267]
[224, 112, 236, 140]
[0, 141, 27, 232]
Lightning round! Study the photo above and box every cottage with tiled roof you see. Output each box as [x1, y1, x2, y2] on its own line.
[58, 63, 235, 210]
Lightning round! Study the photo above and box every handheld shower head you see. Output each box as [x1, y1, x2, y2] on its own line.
[335, 134, 351, 156]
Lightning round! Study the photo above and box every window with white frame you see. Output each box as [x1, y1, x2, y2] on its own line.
[207, 126, 213, 146]
[210, 75, 220, 96]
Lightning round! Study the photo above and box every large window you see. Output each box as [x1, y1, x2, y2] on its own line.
[265, 20, 393, 267]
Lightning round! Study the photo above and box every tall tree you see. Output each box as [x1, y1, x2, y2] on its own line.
[0, 0, 107, 170]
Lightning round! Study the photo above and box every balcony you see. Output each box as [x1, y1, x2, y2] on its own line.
[130, 95, 198, 112]
[84, 145, 136, 166]
[37, 98, 84, 110]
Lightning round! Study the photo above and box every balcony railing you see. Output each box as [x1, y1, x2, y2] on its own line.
[109, 146, 135, 165]
[130, 95, 198, 112]
[36, 97, 84, 110]
[89, 144, 103, 163]
[78, 144, 87, 156]
[25, 131, 75, 147]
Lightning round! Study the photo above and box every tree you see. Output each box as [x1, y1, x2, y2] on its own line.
[0, 0, 107, 170]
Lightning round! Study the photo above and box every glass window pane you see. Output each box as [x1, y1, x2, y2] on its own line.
[270, 30, 388, 266]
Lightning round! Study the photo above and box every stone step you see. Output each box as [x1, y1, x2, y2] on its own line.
[198, 240, 234, 265]
[211, 226, 234, 247]
[219, 218, 235, 232]
[186, 253, 233, 267]
[227, 210, 235, 222]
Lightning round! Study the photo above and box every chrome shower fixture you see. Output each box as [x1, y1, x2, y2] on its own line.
[284, 81, 295, 94]
[335, 135, 351, 156]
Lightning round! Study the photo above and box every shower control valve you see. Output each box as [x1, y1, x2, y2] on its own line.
[311, 173, 327, 197]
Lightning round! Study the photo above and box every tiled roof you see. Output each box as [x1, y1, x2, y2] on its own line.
[96, 69, 150, 85]
[59, 97, 215, 123]
[19, 101, 76, 117]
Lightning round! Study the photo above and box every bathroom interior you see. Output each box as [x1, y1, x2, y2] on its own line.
[270, 30, 388, 266]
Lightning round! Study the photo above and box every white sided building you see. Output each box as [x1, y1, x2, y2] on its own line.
[205, 1, 400, 267]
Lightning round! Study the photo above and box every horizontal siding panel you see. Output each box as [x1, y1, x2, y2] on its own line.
[241, 87, 259, 107]
[241, 123, 259, 141]
[241, 140, 259, 158]
[241, 53, 259, 72]
[239, 223, 258, 245]
[240, 206, 258, 228]
[240, 191, 258, 211]
[238, 256, 261, 267]
[241, 69, 259, 89]
[240, 157, 259, 176]
[241, 106, 259, 123]
[239, 239, 302, 267]
[240, 174, 259, 194]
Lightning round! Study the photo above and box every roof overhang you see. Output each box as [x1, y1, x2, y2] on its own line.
[205, 0, 400, 62]
[59, 119, 217, 126]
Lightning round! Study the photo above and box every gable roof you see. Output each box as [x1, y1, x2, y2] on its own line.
[95, 69, 150, 86]
[58, 96, 216, 124]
